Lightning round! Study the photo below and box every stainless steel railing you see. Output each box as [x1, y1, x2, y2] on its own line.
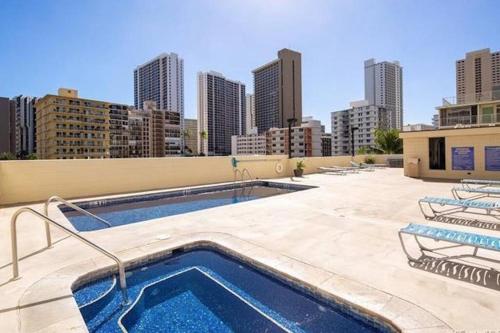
[10, 207, 129, 305]
[233, 168, 253, 183]
[241, 168, 252, 182]
[45, 195, 112, 228]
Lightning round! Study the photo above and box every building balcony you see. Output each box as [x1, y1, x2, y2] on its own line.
[439, 113, 499, 128]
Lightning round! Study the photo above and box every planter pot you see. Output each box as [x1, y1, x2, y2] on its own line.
[294, 169, 304, 177]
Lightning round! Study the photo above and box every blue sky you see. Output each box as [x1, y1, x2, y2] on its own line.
[0, 0, 498, 131]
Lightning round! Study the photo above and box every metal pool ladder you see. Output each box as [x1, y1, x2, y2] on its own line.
[45, 195, 112, 228]
[234, 168, 253, 183]
[10, 207, 130, 305]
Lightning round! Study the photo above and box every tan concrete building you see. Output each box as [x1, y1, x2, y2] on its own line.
[400, 126, 500, 180]
[253, 48, 302, 132]
[164, 110, 181, 156]
[231, 129, 267, 156]
[128, 101, 166, 158]
[456, 48, 500, 104]
[245, 93, 256, 133]
[36, 89, 111, 159]
[109, 103, 130, 158]
[267, 121, 322, 158]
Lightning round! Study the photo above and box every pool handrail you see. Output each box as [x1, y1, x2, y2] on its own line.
[45, 195, 112, 228]
[241, 168, 252, 182]
[10, 207, 130, 305]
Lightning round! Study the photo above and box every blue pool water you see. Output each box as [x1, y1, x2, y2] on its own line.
[62, 182, 311, 232]
[74, 248, 393, 333]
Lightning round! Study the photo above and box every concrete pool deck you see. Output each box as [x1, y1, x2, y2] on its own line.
[0, 168, 499, 332]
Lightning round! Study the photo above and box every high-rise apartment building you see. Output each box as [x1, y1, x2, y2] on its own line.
[364, 58, 403, 129]
[36, 89, 110, 159]
[134, 53, 184, 147]
[128, 101, 166, 158]
[231, 128, 267, 156]
[128, 110, 150, 158]
[266, 124, 321, 157]
[321, 134, 332, 156]
[183, 118, 198, 155]
[245, 93, 256, 133]
[331, 100, 388, 156]
[164, 110, 181, 156]
[108, 103, 130, 158]
[253, 48, 302, 133]
[12, 95, 38, 155]
[0, 97, 16, 155]
[456, 48, 500, 104]
[197, 71, 246, 156]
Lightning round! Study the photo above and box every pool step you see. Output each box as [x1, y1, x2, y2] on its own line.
[79, 276, 119, 321]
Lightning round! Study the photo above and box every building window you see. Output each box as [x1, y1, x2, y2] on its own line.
[429, 137, 446, 170]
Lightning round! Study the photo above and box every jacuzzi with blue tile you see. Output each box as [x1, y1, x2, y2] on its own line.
[73, 247, 396, 333]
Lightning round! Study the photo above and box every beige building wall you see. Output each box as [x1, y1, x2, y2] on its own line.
[456, 48, 500, 103]
[278, 48, 302, 127]
[400, 127, 500, 180]
[0, 154, 394, 205]
[36, 89, 111, 159]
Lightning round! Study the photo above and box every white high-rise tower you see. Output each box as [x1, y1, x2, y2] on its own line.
[134, 53, 184, 148]
[364, 58, 403, 129]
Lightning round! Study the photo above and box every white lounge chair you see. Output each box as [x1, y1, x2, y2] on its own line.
[451, 186, 500, 200]
[361, 162, 387, 168]
[461, 179, 500, 189]
[318, 166, 359, 175]
[350, 161, 375, 171]
[399, 223, 500, 266]
[418, 196, 500, 220]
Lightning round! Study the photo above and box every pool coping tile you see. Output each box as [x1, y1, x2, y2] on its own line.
[17, 233, 452, 333]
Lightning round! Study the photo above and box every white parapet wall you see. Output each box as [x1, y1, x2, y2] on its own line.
[0, 154, 397, 206]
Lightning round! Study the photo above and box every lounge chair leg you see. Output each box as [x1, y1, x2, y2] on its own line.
[414, 236, 433, 252]
[399, 232, 424, 263]
[418, 201, 436, 220]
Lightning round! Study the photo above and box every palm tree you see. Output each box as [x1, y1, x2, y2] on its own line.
[373, 128, 403, 154]
[180, 129, 191, 156]
[199, 131, 208, 156]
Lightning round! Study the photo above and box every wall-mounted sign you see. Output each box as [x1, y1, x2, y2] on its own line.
[485, 146, 500, 171]
[452, 147, 474, 171]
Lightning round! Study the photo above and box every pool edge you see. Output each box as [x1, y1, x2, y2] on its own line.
[18, 233, 452, 333]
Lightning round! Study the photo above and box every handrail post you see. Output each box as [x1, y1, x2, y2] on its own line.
[42, 203, 52, 248]
[10, 207, 129, 305]
[11, 210, 20, 279]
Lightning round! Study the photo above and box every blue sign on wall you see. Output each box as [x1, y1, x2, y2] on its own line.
[485, 146, 500, 171]
[452, 147, 474, 171]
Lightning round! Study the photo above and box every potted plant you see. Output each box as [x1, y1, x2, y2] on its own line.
[294, 160, 306, 177]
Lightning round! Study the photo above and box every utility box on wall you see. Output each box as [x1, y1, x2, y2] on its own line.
[406, 158, 420, 178]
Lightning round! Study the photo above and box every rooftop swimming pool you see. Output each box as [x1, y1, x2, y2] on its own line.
[60, 181, 314, 232]
[74, 247, 394, 333]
